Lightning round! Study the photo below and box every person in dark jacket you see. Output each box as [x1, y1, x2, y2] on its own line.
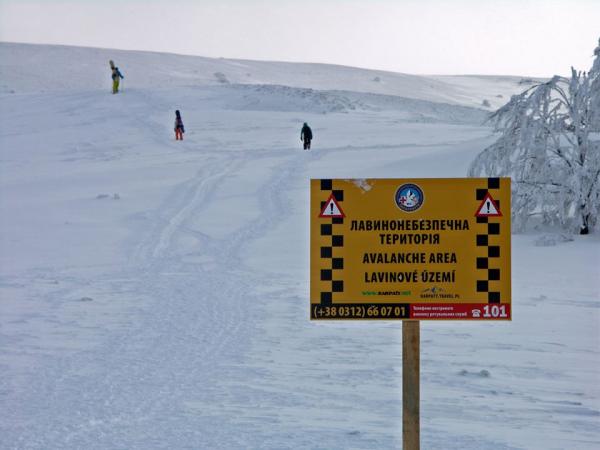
[174, 110, 185, 140]
[301, 122, 312, 150]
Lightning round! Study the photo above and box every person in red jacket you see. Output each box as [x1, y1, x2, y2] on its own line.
[174, 110, 185, 140]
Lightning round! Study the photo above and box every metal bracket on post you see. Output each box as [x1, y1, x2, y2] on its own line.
[403, 320, 420, 450]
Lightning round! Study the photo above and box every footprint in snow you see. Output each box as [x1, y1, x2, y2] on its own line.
[458, 369, 491, 378]
[96, 193, 121, 200]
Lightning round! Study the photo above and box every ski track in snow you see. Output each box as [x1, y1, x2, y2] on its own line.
[0, 131, 339, 448]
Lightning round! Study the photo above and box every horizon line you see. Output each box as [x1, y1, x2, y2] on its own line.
[0, 40, 556, 80]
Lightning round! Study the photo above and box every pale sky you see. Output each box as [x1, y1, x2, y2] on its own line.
[1, 0, 598, 76]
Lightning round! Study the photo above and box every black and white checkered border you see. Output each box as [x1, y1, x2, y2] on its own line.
[475, 178, 502, 303]
[319, 179, 344, 305]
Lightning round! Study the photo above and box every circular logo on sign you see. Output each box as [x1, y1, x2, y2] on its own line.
[395, 184, 424, 212]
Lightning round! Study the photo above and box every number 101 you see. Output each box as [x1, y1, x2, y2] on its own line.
[482, 305, 508, 318]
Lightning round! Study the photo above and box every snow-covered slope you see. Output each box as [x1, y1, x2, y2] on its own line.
[0, 42, 533, 109]
[0, 43, 598, 450]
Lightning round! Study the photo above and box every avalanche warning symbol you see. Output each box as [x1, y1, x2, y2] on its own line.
[475, 192, 502, 217]
[319, 194, 345, 218]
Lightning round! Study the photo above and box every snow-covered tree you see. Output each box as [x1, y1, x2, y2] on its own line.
[469, 39, 600, 234]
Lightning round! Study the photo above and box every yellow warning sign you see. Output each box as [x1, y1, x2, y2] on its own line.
[310, 178, 511, 320]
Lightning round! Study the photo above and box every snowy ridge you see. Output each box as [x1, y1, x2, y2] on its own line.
[0, 42, 529, 109]
[191, 84, 488, 124]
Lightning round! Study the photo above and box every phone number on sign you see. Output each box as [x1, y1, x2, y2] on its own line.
[312, 304, 409, 319]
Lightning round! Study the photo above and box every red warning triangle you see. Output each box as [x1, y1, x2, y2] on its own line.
[475, 192, 502, 217]
[319, 194, 345, 218]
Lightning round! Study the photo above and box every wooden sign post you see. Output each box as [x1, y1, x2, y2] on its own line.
[310, 178, 512, 445]
[402, 321, 420, 449]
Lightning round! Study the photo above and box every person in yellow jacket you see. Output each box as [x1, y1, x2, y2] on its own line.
[109, 60, 124, 94]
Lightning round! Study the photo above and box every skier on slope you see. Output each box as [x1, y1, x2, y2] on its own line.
[174, 110, 185, 140]
[300, 122, 313, 150]
[109, 60, 124, 94]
